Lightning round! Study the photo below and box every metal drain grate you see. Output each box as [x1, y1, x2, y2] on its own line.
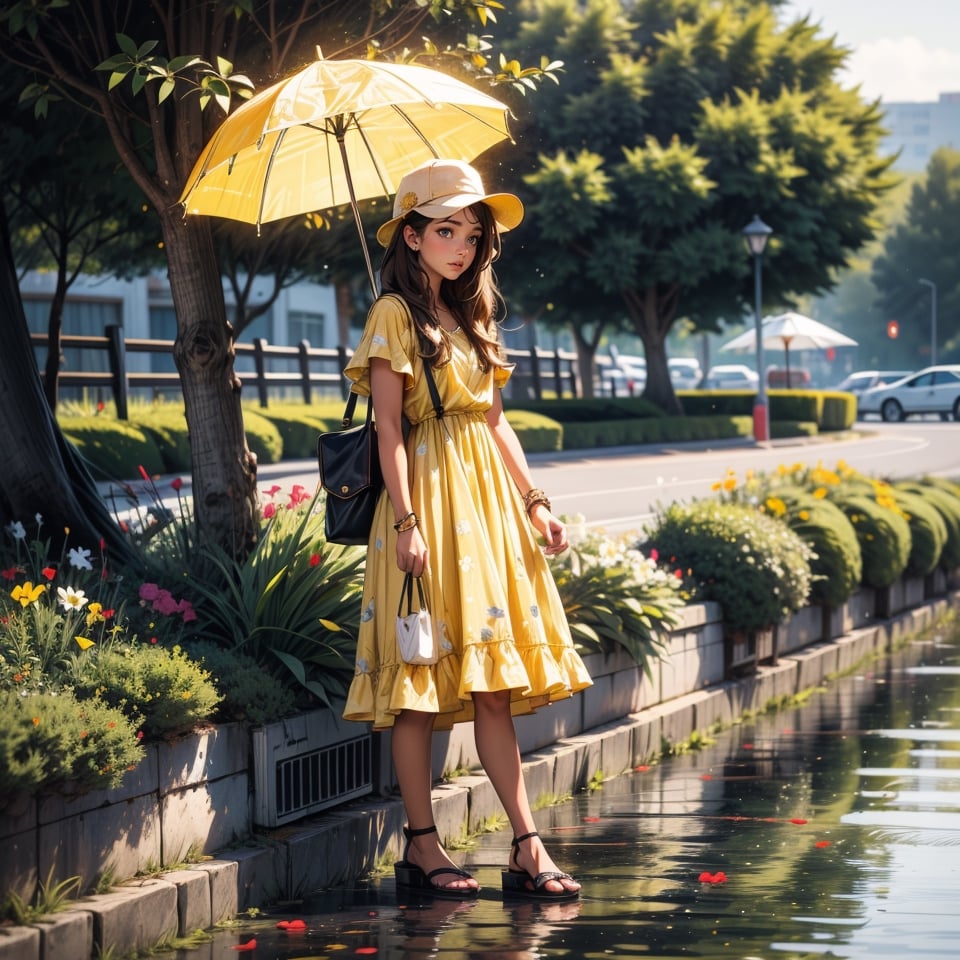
[253, 710, 373, 827]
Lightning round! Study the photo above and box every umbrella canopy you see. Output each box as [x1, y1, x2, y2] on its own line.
[720, 311, 858, 382]
[179, 56, 514, 296]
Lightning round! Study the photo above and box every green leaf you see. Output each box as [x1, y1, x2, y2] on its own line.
[116, 33, 139, 57]
[157, 78, 176, 104]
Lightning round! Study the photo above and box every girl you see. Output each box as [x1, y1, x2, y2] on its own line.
[342, 158, 592, 900]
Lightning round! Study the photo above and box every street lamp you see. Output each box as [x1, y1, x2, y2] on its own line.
[918, 278, 938, 366]
[742, 215, 774, 441]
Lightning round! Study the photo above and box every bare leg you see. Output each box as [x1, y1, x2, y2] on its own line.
[472, 691, 580, 894]
[392, 709, 478, 892]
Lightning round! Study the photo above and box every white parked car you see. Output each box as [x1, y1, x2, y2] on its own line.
[835, 370, 912, 396]
[669, 357, 703, 389]
[700, 364, 759, 390]
[597, 353, 646, 395]
[857, 365, 960, 421]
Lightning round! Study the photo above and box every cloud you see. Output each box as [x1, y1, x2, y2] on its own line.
[841, 36, 960, 102]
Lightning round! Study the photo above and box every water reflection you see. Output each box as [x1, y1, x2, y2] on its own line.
[184, 623, 960, 959]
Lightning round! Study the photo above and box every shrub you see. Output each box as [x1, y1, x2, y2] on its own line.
[60, 417, 165, 481]
[897, 479, 960, 571]
[504, 410, 563, 453]
[549, 524, 684, 671]
[765, 487, 862, 608]
[184, 487, 365, 706]
[190, 641, 297, 725]
[888, 486, 947, 578]
[130, 407, 192, 473]
[242, 409, 284, 464]
[0, 689, 143, 803]
[831, 492, 911, 588]
[71, 643, 222, 738]
[642, 500, 814, 634]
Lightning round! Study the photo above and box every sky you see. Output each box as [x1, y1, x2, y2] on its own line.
[780, 0, 960, 102]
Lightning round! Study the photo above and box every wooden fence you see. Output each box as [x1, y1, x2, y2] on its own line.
[32, 325, 581, 419]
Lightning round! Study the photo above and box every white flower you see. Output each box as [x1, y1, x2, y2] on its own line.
[57, 586, 88, 611]
[6, 521, 26, 540]
[455, 519, 472, 535]
[361, 598, 375, 622]
[459, 556, 474, 572]
[68, 546, 93, 570]
[34, 513, 43, 527]
[372, 334, 388, 346]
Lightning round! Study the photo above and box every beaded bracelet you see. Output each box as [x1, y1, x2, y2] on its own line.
[522, 488, 551, 516]
[393, 511, 418, 533]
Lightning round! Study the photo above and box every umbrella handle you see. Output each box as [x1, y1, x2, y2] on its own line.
[337, 134, 379, 299]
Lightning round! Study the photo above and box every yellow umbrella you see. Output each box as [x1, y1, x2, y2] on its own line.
[179, 55, 514, 295]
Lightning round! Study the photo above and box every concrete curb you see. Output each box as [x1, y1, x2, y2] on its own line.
[1, 594, 955, 960]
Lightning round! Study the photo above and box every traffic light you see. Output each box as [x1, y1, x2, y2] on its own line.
[887, 320, 899, 339]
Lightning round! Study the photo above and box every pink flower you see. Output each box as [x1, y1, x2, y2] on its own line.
[288, 484, 310, 507]
[171, 477, 184, 492]
[649, 548, 659, 562]
[263, 503, 277, 519]
[178, 599, 197, 623]
[309, 553, 321, 567]
[139, 583, 161, 602]
[152, 590, 179, 616]
[263, 485, 281, 498]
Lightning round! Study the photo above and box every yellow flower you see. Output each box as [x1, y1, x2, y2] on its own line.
[85, 602, 104, 628]
[75, 636, 96, 651]
[765, 497, 787, 517]
[722, 477, 737, 492]
[319, 619, 342, 632]
[798, 510, 810, 521]
[813, 487, 828, 499]
[12, 581, 45, 606]
[711, 481, 722, 492]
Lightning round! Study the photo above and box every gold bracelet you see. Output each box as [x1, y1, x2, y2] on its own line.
[522, 488, 551, 516]
[393, 512, 418, 533]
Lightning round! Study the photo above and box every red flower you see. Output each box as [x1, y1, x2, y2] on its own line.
[309, 553, 321, 567]
[136, 731, 144, 741]
[42, 566, 57, 581]
[171, 477, 184, 491]
[288, 484, 310, 507]
[1, 567, 18, 581]
[97, 401, 105, 412]
[815, 840, 831, 848]
[790, 818, 808, 825]
[674, 569, 683, 579]
[698, 871, 727, 884]
[138, 465, 150, 481]
[231, 939, 256, 952]
[150, 637, 158, 645]
[263, 484, 281, 498]
[649, 548, 659, 562]
[263, 503, 277, 519]
[103, 608, 115, 619]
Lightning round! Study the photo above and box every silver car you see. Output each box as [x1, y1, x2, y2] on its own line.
[857, 365, 960, 421]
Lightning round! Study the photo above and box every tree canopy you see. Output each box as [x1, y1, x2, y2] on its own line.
[494, 0, 894, 410]
[872, 148, 960, 367]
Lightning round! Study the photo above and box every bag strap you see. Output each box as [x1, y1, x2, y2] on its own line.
[376, 293, 444, 421]
[397, 572, 428, 616]
[340, 390, 375, 430]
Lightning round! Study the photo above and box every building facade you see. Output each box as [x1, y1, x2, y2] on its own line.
[881, 91, 960, 170]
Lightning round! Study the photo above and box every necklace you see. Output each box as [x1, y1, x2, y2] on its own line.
[435, 306, 459, 335]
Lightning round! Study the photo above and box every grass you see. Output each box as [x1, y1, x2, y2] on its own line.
[3, 867, 81, 924]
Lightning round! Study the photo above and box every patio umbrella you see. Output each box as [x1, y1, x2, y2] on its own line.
[720, 311, 858, 383]
[179, 54, 515, 296]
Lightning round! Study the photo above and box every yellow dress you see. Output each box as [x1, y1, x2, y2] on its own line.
[341, 296, 592, 731]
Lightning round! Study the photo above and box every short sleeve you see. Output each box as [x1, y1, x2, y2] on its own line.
[343, 296, 417, 396]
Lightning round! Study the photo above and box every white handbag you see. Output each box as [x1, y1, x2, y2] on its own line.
[396, 573, 438, 665]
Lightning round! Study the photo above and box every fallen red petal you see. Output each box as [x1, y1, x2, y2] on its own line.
[276, 921, 289, 929]
[790, 818, 808, 825]
[356, 949, 378, 956]
[583, 816, 601, 822]
[231, 939, 256, 951]
[635, 764, 650, 772]
[743, 743, 754, 750]
[701, 774, 713, 780]
[698, 871, 712, 882]
[815, 840, 831, 848]
[286, 920, 307, 930]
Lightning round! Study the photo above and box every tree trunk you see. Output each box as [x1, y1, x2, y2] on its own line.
[42, 259, 68, 412]
[0, 201, 135, 566]
[159, 209, 259, 557]
[625, 285, 683, 415]
[335, 279, 354, 347]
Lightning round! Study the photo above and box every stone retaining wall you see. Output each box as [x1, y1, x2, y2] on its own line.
[1, 579, 956, 960]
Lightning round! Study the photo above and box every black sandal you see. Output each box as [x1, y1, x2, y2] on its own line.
[394, 825, 480, 899]
[501, 831, 580, 901]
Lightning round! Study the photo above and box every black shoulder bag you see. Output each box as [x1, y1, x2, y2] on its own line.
[317, 357, 443, 546]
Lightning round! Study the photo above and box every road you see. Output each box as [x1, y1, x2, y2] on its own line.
[251, 420, 960, 538]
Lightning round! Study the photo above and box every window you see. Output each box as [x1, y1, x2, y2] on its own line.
[24, 297, 122, 374]
[288, 310, 326, 346]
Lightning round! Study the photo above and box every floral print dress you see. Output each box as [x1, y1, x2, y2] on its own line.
[341, 296, 591, 731]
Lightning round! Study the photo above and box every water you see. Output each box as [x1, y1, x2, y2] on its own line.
[191, 622, 960, 959]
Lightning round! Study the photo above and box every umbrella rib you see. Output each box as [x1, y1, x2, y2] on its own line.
[258, 127, 288, 229]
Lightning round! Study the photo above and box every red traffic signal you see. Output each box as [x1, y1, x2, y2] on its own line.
[887, 320, 899, 339]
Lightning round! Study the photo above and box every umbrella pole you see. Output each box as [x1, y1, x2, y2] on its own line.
[784, 338, 791, 388]
[337, 135, 379, 299]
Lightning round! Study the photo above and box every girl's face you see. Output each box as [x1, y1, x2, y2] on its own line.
[404, 206, 483, 291]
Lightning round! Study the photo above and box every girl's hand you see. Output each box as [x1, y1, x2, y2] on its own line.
[529, 505, 568, 556]
[396, 526, 429, 577]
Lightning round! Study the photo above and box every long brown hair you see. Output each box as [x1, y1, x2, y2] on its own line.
[378, 203, 509, 371]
